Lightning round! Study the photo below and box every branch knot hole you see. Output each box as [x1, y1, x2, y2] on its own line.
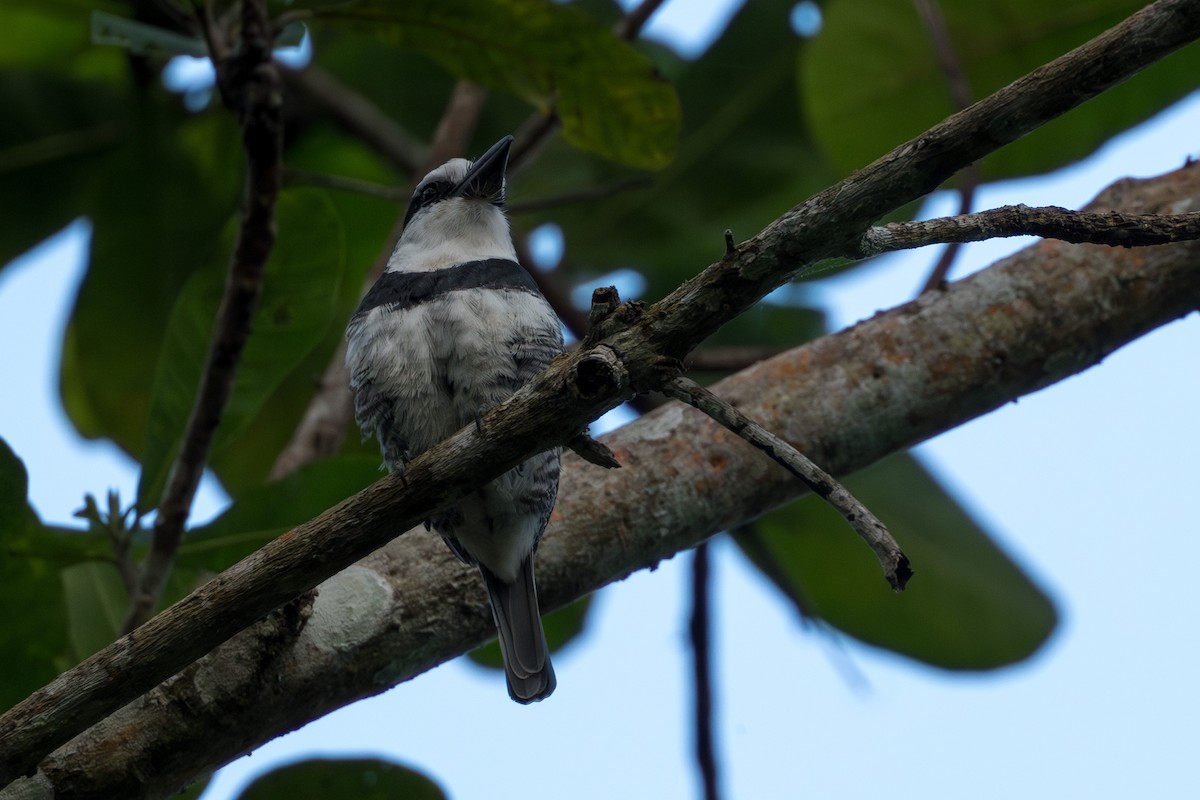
[570, 347, 627, 400]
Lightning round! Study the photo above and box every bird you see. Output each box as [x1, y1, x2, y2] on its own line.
[345, 135, 562, 703]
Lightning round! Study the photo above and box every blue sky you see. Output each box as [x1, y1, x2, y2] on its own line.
[1, 2, 1198, 798]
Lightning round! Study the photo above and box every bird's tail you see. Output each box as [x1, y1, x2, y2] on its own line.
[480, 557, 556, 703]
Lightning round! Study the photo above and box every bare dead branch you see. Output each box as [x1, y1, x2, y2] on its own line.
[663, 377, 911, 591]
[861, 205, 1200, 256]
[123, 0, 284, 633]
[566, 431, 621, 469]
[913, 0, 973, 109]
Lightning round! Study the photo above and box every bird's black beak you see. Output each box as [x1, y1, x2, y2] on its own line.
[452, 135, 513, 204]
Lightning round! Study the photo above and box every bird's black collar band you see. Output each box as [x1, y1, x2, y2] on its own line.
[354, 258, 539, 316]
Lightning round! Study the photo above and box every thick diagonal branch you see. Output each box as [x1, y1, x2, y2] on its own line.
[3, 0, 1200, 786]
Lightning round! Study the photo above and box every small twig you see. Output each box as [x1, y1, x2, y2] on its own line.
[566, 432, 620, 469]
[106, 492, 140, 597]
[74, 492, 140, 596]
[124, 0, 284, 632]
[921, 167, 979, 292]
[913, 0, 978, 292]
[585, 285, 622, 338]
[424, 80, 489, 168]
[662, 377, 912, 592]
[861, 205, 1200, 256]
[913, 0, 972, 109]
[689, 542, 721, 800]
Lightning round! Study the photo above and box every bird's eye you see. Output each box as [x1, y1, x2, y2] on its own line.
[420, 183, 443, 206]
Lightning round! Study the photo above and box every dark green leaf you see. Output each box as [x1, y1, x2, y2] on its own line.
[136, 189, 345, 512]
[0, 2, 126, 71]
[171, 455, 381, 588]
[0, 7, 129, 272]
[60, 561, 125, 662]
[736, 453, 1057, 670]
[311, 0, 680, 169]
[0, 0, 135, 274]
[0, 437, 29, 534]
[91, 11, 207, 57]
[512, 0, 838, 324]
[234, 758, 446, 800]
[803, 0, 1200, 179]
[60, 105, 242, 454]
[469, 594, 592, 670]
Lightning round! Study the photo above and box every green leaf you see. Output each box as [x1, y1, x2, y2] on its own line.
[60, 104, 242, 454]
[234, 758, 446, 800]
[469, 594, 592, 670]
[310, 0, 680, 169]
[136, 189, 346, 512]
[60, 561, 126, 663]
[0, 2, 142, 274]
[512, 0, 839, 318]
[736, 453, 1057, 670]
[175, 455, 381, 581]
[91, 11, 207, 57]
[206, 130, 397, 494]
[803, 0, 1200, 179]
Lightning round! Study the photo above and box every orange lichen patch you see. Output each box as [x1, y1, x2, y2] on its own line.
[706, 451, 730, 473]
